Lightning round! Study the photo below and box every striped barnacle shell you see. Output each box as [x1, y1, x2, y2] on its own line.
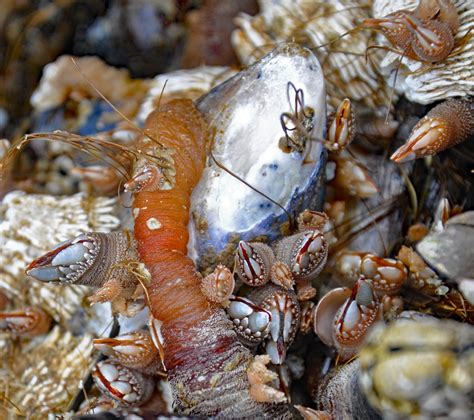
[200, 264, 234, 305]
[124, 161, 164, 193]
[374, 0, 474, 104]
[249, 285, 301, 365]
[26, 231, 138, 288]
[0, 306, 52, 337]
[326, 98, 355, 153]
[275, 230, 328, 282]
[235, 241, 275, 287]
[359, 254, 407, 296]
[226, 296, 272, 347]
[0, 290, 8, 311]
[391, 98, 474, 162]
[314, 279, 383, 361]
[93, 330, 165, 377]
[92, 360, 155, 407]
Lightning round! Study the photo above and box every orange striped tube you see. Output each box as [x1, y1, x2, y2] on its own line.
[132, 99, 294, 417]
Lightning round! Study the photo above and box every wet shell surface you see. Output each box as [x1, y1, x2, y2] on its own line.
[373, 0, 474, 103]
[189, 43, 327, 268]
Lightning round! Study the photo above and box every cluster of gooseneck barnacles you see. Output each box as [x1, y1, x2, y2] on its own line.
[1, 63, 472, 413]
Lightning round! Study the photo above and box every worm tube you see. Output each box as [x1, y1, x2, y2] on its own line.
[132, 99, 296, 417]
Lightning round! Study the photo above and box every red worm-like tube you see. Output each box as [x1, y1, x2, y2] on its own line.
[133, 99, 295, 417]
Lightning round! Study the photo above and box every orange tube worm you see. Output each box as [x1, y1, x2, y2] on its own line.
[132, 99, 294, 417]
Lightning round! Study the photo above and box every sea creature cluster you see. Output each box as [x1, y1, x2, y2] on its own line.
[0, 0, 473, 419]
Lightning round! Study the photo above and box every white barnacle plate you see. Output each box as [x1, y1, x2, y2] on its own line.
[189, 43, 326, 267]
[138, 66, 238, 124]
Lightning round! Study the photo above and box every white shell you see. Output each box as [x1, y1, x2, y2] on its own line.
[137, 66, 238, 123]
[373, 0, 474, 104]
[30, 55, 147, 112]
[188, 44, 327, 264]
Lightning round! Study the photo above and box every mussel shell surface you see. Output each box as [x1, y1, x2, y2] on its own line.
[417, 211, 474, 280]
[189, 43, 327, 268]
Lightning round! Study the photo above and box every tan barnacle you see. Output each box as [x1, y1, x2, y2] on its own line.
[397, 245, 444, 291]
[359, 318, 474, 419]
[314, 279, 383, 361]
[431, 197, 454, 232]
[335, 251, 366, 284]
[93, 330, 166, 377]
[359, 254, 407, 296]
[270, 261, 294, 290]
[391, 98, 474, 162]
[200, 264, 234, 306]
[124, 161, 165, 193]
[275, 230, 328, 282]
[249, 285, 301, 365]
[373, 0, 473, 105]
[336, 251, 407, 297]
[25, 231, 139, 304]
[92, 360, 155, 406]
[363, 0, 458, 63]
[295, 279, 317, 302]
[234, 241, 275, 287]
[381, 295, 405, 320]
[247, 355, 287, 404]
[225, 296, 272, 347]
[328, 155, 379, 198]
[297, 210, 329, 232]
[325, 99, 355, 153]
[0, 306, 51, 337]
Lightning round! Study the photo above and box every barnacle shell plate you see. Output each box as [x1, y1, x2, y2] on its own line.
[138, 66, 238, 124]
[373, 0, 474, 104]
[189, 43, 326, 266]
